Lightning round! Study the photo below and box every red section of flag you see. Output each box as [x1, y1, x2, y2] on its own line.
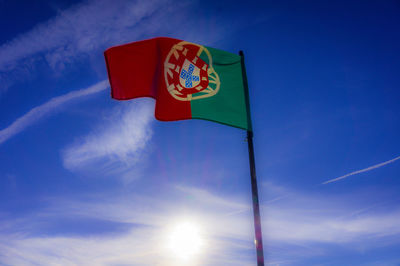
[104, 37, 192, 121]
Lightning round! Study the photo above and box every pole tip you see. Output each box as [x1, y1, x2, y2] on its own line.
[239, 50, 244, 56]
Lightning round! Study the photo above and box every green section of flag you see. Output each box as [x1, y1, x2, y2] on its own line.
[191, 46, 251, 130]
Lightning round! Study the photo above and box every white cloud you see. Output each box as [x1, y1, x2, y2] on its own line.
[0, 80, 108, 145]
[265, 206, 400, 244]
[0, 0, 168, 71]
[323, 155, 400, 184]
[0, 0, 181, 92]
[1, 183, 400, 265]
[61, 98, 154, 180]
[260, 184, 400, 247]
[0, 186, 256, 266]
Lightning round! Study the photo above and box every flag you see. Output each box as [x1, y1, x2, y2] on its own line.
[104, 37, 251, 130]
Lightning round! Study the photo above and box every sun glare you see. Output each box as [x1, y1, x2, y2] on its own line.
[165, 220, 205, 261]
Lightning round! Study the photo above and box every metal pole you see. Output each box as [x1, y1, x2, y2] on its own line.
[247, 130, 264, 265]
[240, 50, 265, 266]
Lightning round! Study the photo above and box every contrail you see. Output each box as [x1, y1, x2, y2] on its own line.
[0, 80, 108, 145]
[323, 155, 400, 184]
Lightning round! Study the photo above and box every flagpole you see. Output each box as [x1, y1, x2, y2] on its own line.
[239, 50, 265, 266]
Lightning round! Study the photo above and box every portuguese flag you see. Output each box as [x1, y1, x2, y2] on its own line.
[104, 37, 252, 130]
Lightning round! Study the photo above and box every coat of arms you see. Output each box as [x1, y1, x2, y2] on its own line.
[164, 41, 220, 101]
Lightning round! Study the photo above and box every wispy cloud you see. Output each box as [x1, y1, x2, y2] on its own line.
[1, 183, 400, 265]
[323, 155, 400, 184]
[0, 80, 108, 145]
[0, 0, 177, 91]
[61, 98, 154, 181]
[265, 204, 400, 244]
[0, 0, 168, 69]
[0, 186, 256, 266]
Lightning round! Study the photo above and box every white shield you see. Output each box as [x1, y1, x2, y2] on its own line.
[179, 59, 201, 89]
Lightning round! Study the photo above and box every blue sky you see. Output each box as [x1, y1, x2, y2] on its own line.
[1, 0, 400, 265]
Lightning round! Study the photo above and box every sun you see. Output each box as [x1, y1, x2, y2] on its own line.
[165, 220, 205, 261]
